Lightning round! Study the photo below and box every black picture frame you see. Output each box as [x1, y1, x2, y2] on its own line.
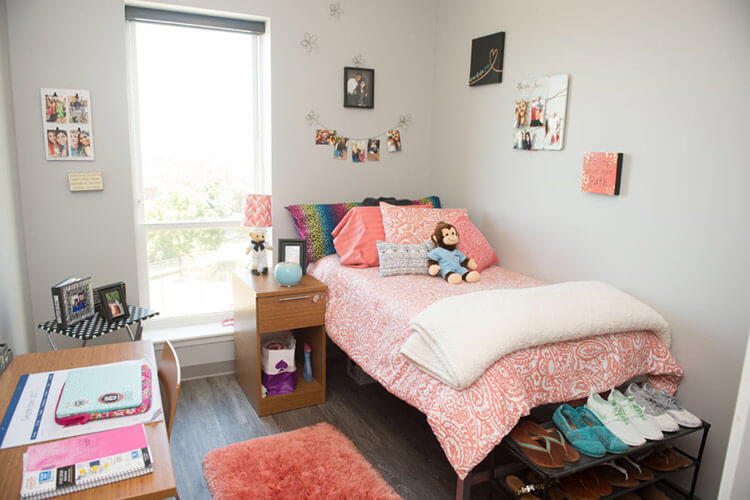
[469, 32, 505, 86]
[278, 239, 307, 274]
[96, 282, 130, 323]
[343, 67, 374, 109]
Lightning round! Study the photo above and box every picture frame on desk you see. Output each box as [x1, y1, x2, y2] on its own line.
[278, 239, 307, 274]
[95, 282, 130, 322]
[51, 277, 95, 329]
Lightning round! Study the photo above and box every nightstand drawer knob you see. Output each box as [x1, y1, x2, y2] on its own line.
[313, 294, 322, 303]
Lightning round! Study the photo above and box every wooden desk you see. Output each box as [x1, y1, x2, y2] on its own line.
[0, 341, 177, 500]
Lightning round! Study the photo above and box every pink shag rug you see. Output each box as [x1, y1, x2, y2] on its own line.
[202, 423, 401, 500]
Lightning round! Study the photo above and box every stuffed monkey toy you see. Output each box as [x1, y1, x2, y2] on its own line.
[245, 231, 273, 275]
[428, 222, 480, 284]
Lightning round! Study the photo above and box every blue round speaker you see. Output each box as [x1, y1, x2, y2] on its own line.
[274, 262, 303, 286]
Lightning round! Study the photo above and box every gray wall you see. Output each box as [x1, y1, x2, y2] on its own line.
[0, 0, 32, 353]
[5, 0, 437, 351]
[430, 0, 750, 497]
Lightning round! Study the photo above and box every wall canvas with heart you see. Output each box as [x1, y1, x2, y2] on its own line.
[469, 32, 505, 86]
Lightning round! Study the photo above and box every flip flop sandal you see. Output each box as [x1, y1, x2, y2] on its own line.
[526, 471, 567, 500]
[505, 474, 542, 499]
[639, 484, 670, 500]
[559, 473, 599, 500]
[591, 462, 640, 487]
[619, 494, 642, 500]
[522, 420, 581, 463]
[613, 456, 654, 481]
[510, 422, 565, 468]
[559, 471, 611, 500]
[515, 420, 578, 464]
[639, 447, 692, 472]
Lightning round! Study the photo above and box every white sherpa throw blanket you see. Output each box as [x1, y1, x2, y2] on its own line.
[400, 281, 671, 390]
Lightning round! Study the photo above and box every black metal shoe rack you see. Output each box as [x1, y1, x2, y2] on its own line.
[492, 419, 710, 499]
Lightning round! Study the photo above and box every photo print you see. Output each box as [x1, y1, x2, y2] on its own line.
[512, 75, 568, 151]
[334, 136, 349, 160]
[46, 128, 69, 158]
[367, 139, 380, 161]
[351, 140, 366, 163]
[344, 67, 374, 109]
[43, 92, 67, 123]
[41, 88, 94, 161]
[69, 128, 93, 158]
[315, 129, 337, 145]
[67, 92, 89, 123]
[386, 130, 401, 152]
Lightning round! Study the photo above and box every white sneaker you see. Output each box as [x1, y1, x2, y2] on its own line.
[625, 383, 679, 432]
[641, 383, 702, 428]
[585, 391, 645, 446]
[609, 389, 664, 441]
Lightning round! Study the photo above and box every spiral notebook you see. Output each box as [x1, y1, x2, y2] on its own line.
[21, 424, 152, 499]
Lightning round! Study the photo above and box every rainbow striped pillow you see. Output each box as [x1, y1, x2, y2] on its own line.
[285, 203, 360, 264]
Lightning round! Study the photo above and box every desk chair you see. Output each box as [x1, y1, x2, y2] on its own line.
[158, 340, 181, 439]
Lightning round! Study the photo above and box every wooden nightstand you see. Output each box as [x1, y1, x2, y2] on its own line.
[232, 270, 327, 416]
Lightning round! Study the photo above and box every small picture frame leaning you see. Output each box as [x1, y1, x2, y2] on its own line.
[278, 239, 307, 274]
[96, 282, 130, 323]
[59, 278, 96, 327]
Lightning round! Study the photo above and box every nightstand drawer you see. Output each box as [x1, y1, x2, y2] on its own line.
[257, 291, 326, 333]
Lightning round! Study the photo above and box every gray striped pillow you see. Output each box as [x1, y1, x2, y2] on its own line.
[376, 240, 435, 277]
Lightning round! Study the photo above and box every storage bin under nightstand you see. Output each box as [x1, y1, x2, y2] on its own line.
[232, 270, 327, 417]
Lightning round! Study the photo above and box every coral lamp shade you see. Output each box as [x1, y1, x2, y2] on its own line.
[242, 194, 272, 228]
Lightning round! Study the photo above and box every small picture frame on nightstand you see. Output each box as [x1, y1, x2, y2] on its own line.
[278, 239, 307, 273]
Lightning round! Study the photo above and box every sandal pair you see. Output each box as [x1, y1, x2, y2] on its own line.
[510, 420, 580, 468]
[638, 447, 692, 471]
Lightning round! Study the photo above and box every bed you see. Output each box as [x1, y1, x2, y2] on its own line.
[308, 255, 683, 490]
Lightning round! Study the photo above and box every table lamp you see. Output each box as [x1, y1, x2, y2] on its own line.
[242, 194, 273, 275]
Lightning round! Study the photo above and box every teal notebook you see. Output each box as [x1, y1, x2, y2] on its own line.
[56, 361, 143, 419]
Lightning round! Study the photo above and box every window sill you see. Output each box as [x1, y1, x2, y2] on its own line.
[143, 321, 234, 347]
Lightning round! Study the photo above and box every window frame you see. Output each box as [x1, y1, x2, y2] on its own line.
[125, 11, 271, 329]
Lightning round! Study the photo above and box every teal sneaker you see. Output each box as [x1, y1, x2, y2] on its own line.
[552, 404, 606, 457]
[577, 406, 628, 454]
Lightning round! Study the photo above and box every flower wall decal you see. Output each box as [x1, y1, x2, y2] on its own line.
[330, 2, 343, 19]
[305, 110, 320, 125]
[300, 32, 319, 53]
[397, 114, 412, 129]
[352, 54, 366, 66]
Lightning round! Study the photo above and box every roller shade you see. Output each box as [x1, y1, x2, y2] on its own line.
[125, 6, 265, 34]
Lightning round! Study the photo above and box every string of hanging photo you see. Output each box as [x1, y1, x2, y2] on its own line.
[306, 111, 411, 162]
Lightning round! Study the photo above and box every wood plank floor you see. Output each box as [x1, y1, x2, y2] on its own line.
[169, 353, 499, 499]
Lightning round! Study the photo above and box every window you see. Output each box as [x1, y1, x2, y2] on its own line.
[126, 9, 269, 325]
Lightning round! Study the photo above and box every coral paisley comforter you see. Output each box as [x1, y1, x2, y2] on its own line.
[309, 256, 683, 479]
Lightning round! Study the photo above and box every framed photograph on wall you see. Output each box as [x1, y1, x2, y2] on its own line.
[343, 67, 374, 109]
[278, 239, 307, 273]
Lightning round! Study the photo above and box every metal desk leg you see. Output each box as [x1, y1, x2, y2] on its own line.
[46, 332, 58, 351]
[125, 321, 143, 341]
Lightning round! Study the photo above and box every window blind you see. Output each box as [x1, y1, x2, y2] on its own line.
[125, 6, 265, 35]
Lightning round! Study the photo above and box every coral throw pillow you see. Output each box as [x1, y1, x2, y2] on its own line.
[381, 203, 467, 244]
[333, 204, 432, 268]
[453, 215, 499, 272]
